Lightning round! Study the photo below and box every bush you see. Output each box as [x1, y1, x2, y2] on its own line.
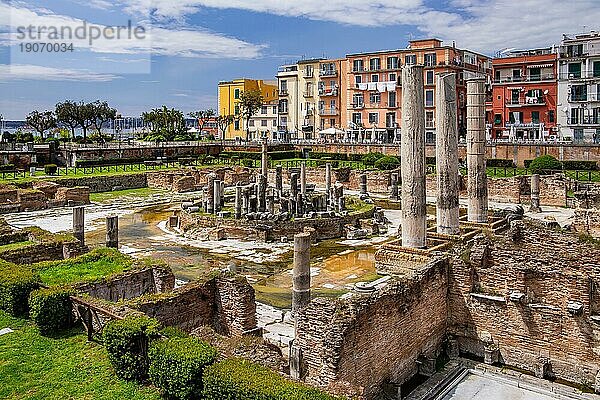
[149, 337, 218, 400]
[202, 358, 340, 400]
[562, 160, 598, 171]
[487, 159, 515, 168]
[0, 164, 16, 172]
[528, 155, 562, 174]
[362, 152, 384, 166]
[374, 155, 400, 170]
[0, 261, 40, 317]
[29, 287, 75, 336]
[44, 164, 58, 175]
[241, 159, 254, 168]
[103, 315, 161, 381]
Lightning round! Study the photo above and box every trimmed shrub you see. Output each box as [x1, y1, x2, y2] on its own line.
[44, 164, 58, 175]
[29, 287, 75, 336]
[149, 337, 218, 399]
[0, 261, 40, 317]
[362, 152, 384, 167]
[529, 155, 562, 174]
[562, 160, 598, 171]
[375, 155, 400, 170]
[103, 315, 161, 381]
[241, 159, 254, 168]
[203, 359, 341, 400]
[0, 164, 16, 172]
[487, 158, 515, 168]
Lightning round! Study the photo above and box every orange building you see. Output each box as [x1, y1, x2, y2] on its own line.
[486, 48, 558, 141]
[343, 39, 491, 143]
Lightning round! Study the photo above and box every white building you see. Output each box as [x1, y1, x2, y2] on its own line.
[247, 101, 278, 140]
[557, 31, 600, 143]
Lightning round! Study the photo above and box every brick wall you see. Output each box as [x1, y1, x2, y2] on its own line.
[573, 209, 600, 238]
[447, 221, 600, 387]
[293, 260, 448, 398]
[53, 173, 147, 193]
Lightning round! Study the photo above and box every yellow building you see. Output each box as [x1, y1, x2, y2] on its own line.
[217, 78, 278, 140]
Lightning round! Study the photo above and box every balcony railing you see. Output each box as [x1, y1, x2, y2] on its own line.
[559, 71, 600, 80]
[278, 108, 288, 114]
[352, 103, 364, 109]
[303, 91, 314, 98]
[567, 116, 600, 125]
[318, 88, 338, 96]
[352, 66, 365, 72]
[506, 97, 546, 106]
[319, 69, 337, 77]
[493, 74, 555, 83]
[425, 121, 435, 129]
[569, 94, 589, 102]
[279, 89, 288, 96]
[304, 70, 314, 78]
[319, 107, 339, 116]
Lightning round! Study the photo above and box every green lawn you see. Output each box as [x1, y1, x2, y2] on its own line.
[0, 311, 161, 400]
[33, 248, 134, 286]
[90, 188, 167, 203]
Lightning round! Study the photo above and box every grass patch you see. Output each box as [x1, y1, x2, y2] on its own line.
[0, 310, 161, 400]
[0, 240, 34, 253]
[345, 197, 374, 214]
[32, 248, 135, 286]
[253, 285, 348, 309]
[90, 188, 167, 203]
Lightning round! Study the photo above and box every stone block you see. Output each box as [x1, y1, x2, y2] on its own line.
[208, 228, 225, 241]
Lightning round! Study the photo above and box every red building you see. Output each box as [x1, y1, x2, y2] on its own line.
[487, 48, 558, 141]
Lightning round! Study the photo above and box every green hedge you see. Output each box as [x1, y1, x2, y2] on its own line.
[562, 160, 598, 171]
[0, 261, 40, 317]
[29, 287, 75, 336]
[362, 152, 384, 166]
[528, 155, 563, 174]
[486, 159, 515, 168]
[0, 164, 16, 172]
[44, 164, 58, 175]
[375, 155, 400, 170]
[220, 151, 300, 161]
[103, 315, 161, 382]
[202, 358, 342, 400]
[149, 337, 218, 400]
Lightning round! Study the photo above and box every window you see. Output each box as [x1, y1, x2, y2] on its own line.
[370, 58, 381, 71]
[279, 99, 288, 113]
[425, 90, 434, 107]
[509, 111, 523, 124]
[330, 118, 335, 127]
[387, 56, 399, 70]
[352, 94, 364, 107]
[371, 74, 379, 83]
[389, 73, 396, 82]
[494, 114, 502, 125]
[280, 116, 287, 127]
[273, 106, 277, 114]
[386, 112, 396, 127]
[355, 75, 362, 86]
[531, 111, 540, 124]
[261, 106, 267, 115]
[568, 63, 582, 78]
[234, 105, 240, 115]
[529, 67, 541, 81]
[405, 54, 416, 65]
[234, 88, 240, 99]
[511, 90, 520, 104]
[570, 108, 580, 124]
[368, 112, 379, 124]
[388, 91, 396, 107]
[594, 61, 600, 78]
[424, 53, 436, 67]
[234, 120, 240, 130]
[548, 110, 555, 123]
[571, 84, 587, 101]
[370, 92, 381, 104]
[353, 59, 364, 72]
[352, 113, 362, 125]
[249, 120, 255, 127]
[261, 120, 268, 127]
[280, 80, 287, 91]
[567, 44, 584, 57]
[426, 70, 434, 85]
[425, 111, 434, 128]
[273, 120, 277, 126]
[512, 69, 522, 81]
[330, 80, 336, 88]
[494, 70, 501, 82]
[574, 128, 584, 142]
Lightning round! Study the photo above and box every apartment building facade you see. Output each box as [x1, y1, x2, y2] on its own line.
[217, 78, 278, 140]
[487, 48, 558, 142]
[343, 39, 491, 144]
[557, 31, 600, 143]
[277, 59, 344, 140]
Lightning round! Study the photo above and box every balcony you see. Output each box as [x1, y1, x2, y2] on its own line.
[352, 67, 365, 72]
[493, 74, 555, 83]
[352, 103, 365, 109]
[319, 107, 339, 116]
[425, 121, 435, 129]
[506, 97, 546, 107]
[559, 71, 600, 80]
[279, 89, 288, 96]
[278, 108, 288, 115]
[319, 88, 339, 96]
[303, 91, 314, 98]
[303, 70, 314, 78]
[319, 69, 337, 77]
[567, 116, 600, 126]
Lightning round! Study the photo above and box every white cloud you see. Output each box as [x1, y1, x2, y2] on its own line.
[120, 0, 600, 53]
[0, 64, 120, 81]
[0, 2, 265, 58]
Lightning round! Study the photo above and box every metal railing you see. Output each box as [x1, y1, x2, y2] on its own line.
[494, 74, 555, 83]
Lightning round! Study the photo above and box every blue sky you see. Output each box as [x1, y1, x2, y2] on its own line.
[0, 0, 598, 119]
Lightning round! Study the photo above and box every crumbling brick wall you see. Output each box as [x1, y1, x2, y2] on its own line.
[292, 259, 448, 398]
[447, 221, 600, 387]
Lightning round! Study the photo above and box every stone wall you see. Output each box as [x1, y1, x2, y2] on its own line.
[572, 208, 600, 238]
[447, 220, 600, 388]
[54, 187, 90, 204]
[0, 241, 86, 265]
[130, 275, 257, 335]
[293, 259, 448, 399]
[146, 167, 254, 192]
[53, 173, 147, 193]
[75, 266, 175, 302]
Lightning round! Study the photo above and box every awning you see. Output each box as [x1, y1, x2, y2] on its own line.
[527, 64, 553, 68]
